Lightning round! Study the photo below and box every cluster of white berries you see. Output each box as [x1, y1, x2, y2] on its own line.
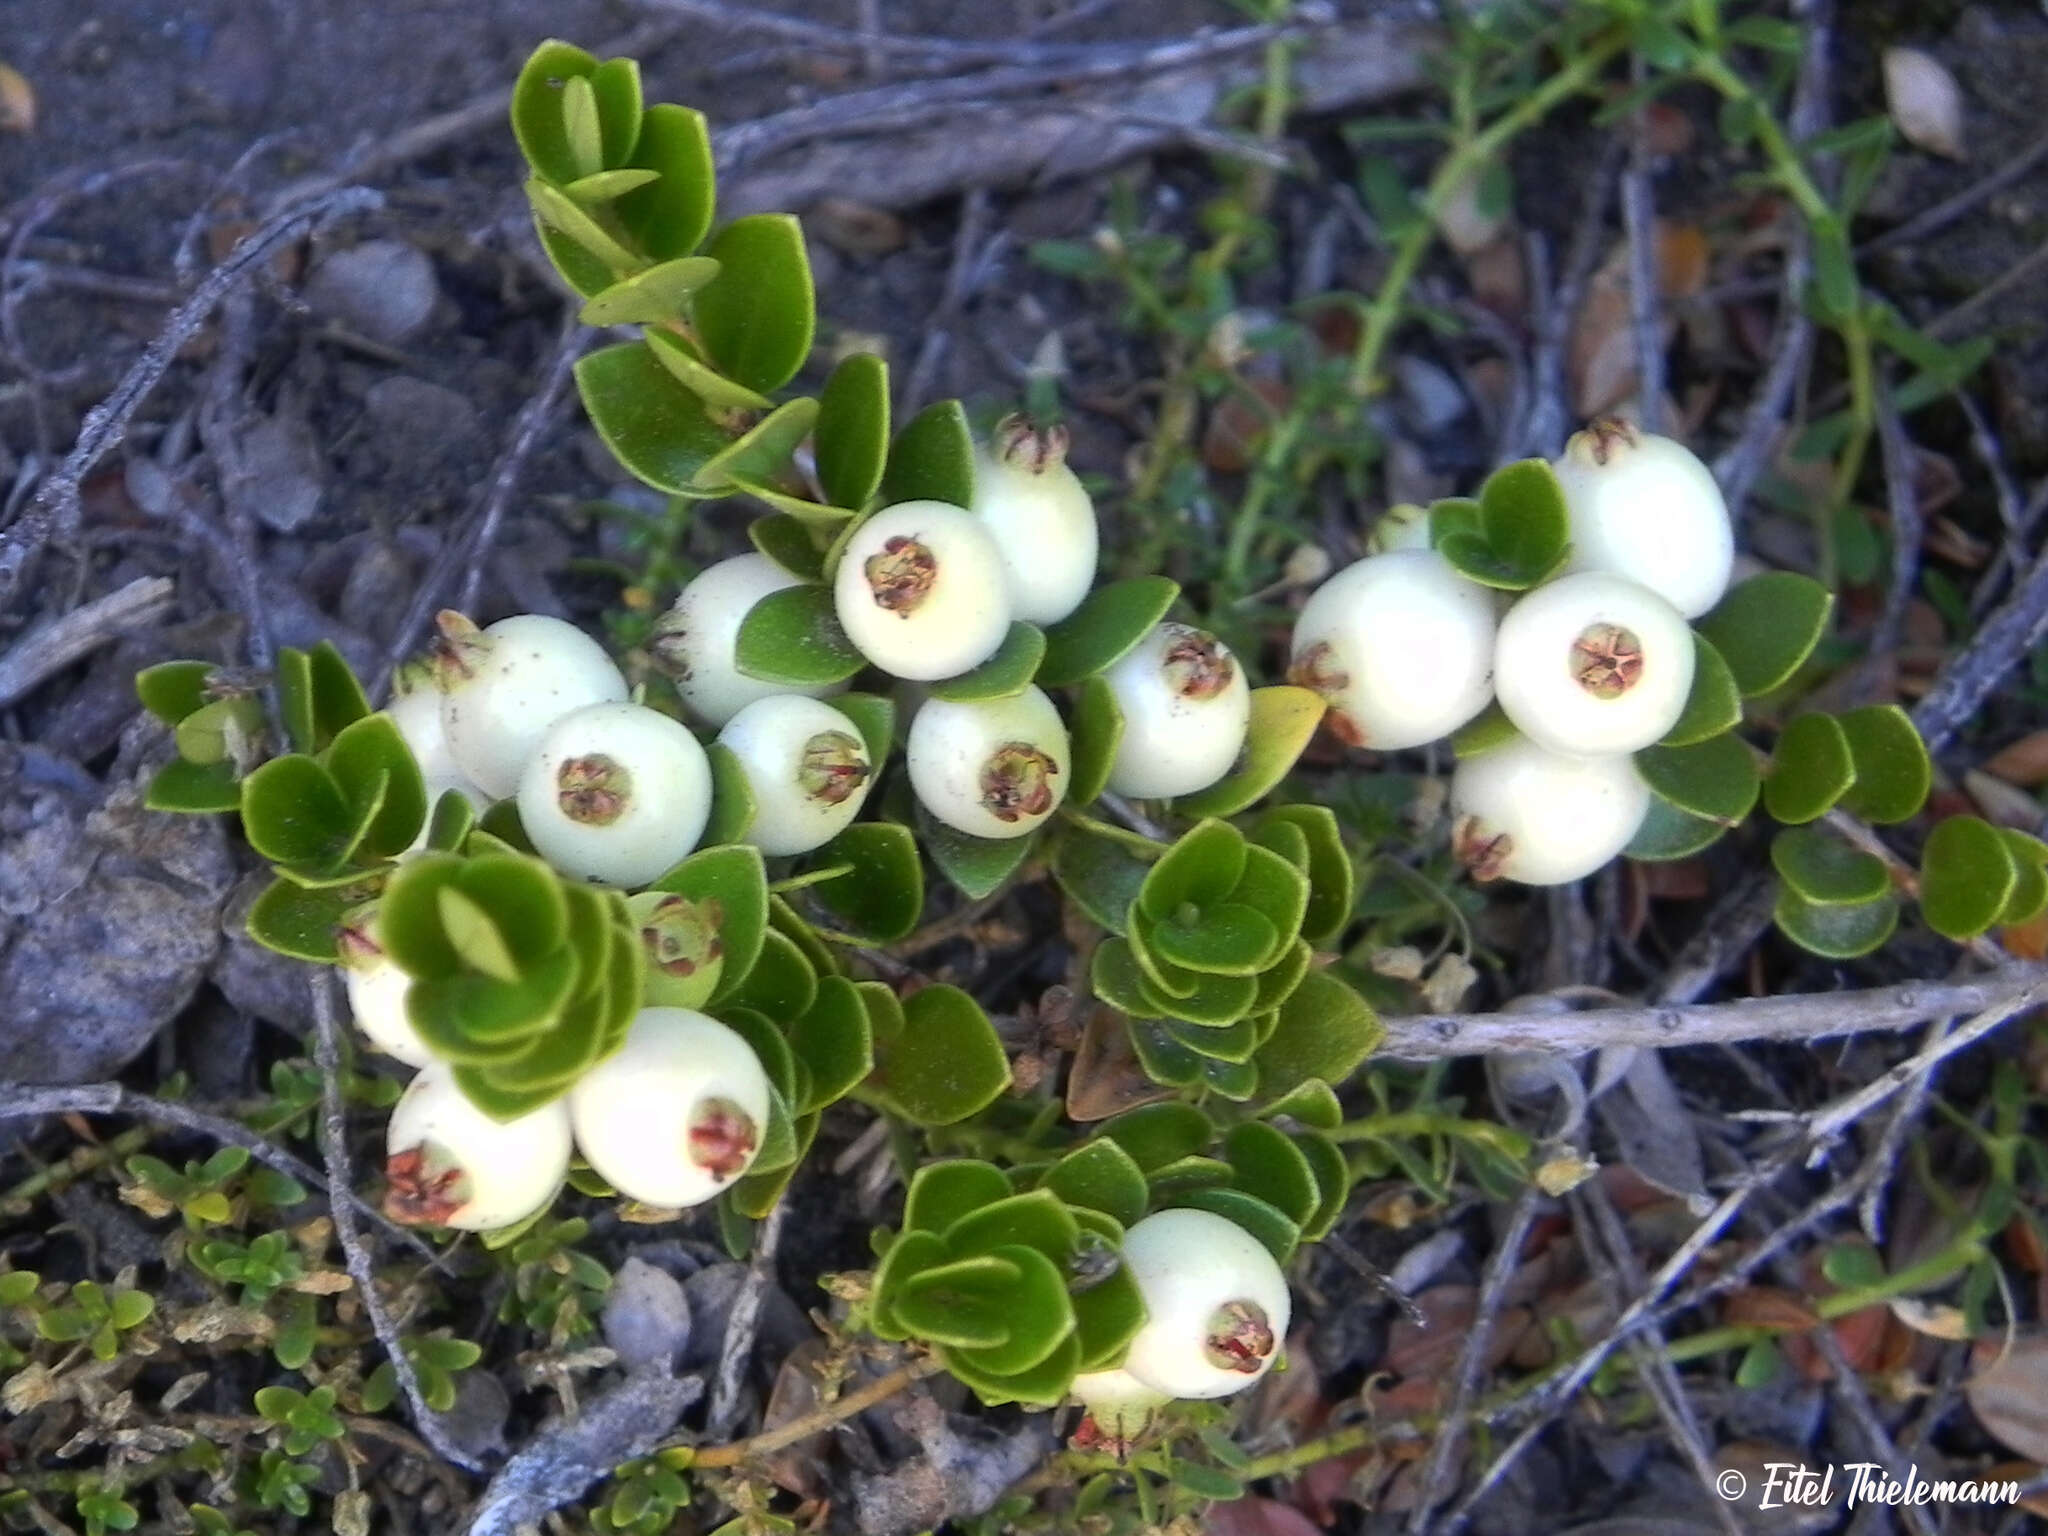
[1290, 420, 1733, 886]
[1071, 1208, 1292, 1448]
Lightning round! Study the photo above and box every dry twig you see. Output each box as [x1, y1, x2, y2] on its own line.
[0, 575, 173, 708]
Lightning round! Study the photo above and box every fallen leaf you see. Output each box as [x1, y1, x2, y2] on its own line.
[1722, 1286, 1821, 1333]
[1888, 1296, 1971, 1341]
[1964, 769, 2042, 830]
[1203, 377, 1292, 475]
[1656, 221, 1710, 300]
[1967, 1333, 2048, 1462]
[808, 197, 907, 257]
[1984, 732, 2048, 789]
[1884, 47, 1966, 160]
[0, 62, 33, 134]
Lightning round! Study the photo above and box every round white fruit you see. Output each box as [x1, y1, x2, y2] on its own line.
[1070, 1367, 1171, 1451]
[906, 685, 1070, 840]
[1553, 419, 1734, 619]
[517, 702, 712, 887]
[833, 501, 1012, 682]
[969, 417, 1099, 626]
[436, 613, 627, 798]
[653, 554, 847, 728]
[718, 696, 875, 857]
[384, 684, 485, 798]
[568, 1008, 772, 1208]
[1492, 570, 1695, 757]
[1288, 550, 1496, 751]
[383, 1061, 571, 1232]
[1102, 623, 1250, 800]
[1450, 735, 1651, 885]
[341, 951, 431, 1067]
[1118, 1208, 1291, 1400]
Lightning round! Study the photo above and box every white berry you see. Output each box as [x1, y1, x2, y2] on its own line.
[1492, 571, 1695, 757]
[434, 612, 627, 798]
[717, 696, 875, 857]
[652, 554, 847, 728]
[568, 1008, 772, 1208]
[1288, 550, 1496, 751]
[969, 416, 1099, 625]
[1102, 623, 1250, 800]
[515, 702, 711, 888]
[907, 685, 1069, 840]
[385, 682, 485, 798]
[1450, 735, 1651, 885]
[1553, 419, 1734, 619]
[336, 913, 431, 1068]
[1118, 1209, 1291, 1400]
[383, 1061, 571, 1231]
[1070, 1367, 1171, 1453]
[833, 501, 1011, 682]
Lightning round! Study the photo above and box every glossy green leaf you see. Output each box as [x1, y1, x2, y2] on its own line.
[246, 877, 359, 963]
[729, 475, 854, 530]
[1625, 794, 1727, 861]
[1633, 734, 1760, 826]
[1764, 712, 1856, 824]
[1224, 844, 1309, 963]
[616, 104, 716, 261]
[916, 802, 1037, 901]
[903, 1160, 1013, 1237]
[644, 326, 774, 411]
[880, 399, 975, 509]
[511, 40, 600, 187]
[891, 1252, 1026, 1348]
[1091, 940, 1162, 1019]
[1252, 936, 1313, 1013]
[810, 821, 923, 943]
[1662, 634, 1744, 746]
[1071, 1263, 1147, 1372]
[575, 341, 728, 494]
[646, 843, 769, 1005]
[869, 983, 1010, 1125]
[1067, 674, 1124, 808]
[720, 926, 817, 1023]
[748, 512, 826, 582]
[146, 758, 242, 815]
[1999, 830, 2048, 926]
[945, 1188, 1081, 1263]
[733, 584, 865, 688]
[1920, 815, 2018, 941]
[1223, 1121, 1320, 1227]
[1450, 701, 1519, 759]
[1173, 686, 1325, 818]
[1095, 1102, 1212, 1172]
[816, 352, 890, 510]
[1254, 804, 1353, 945]
[1292, 1130, 1353, 1241]
[1255, 970, 1383, 1097]
[562, 168, 658, 207]
[241, 755, 354, 869]
[927, 623, 1045, 702]
[1773, 886, 1900, 959]
[1770, 826, 1888, 905]
[1150, 904, 1279, 976]
[1051, 822, 1146, 936]
[693, 396, 820, 492]
[307, 641, 370, 745]
[325, 713, 427, 859]
[941, 1246, 1076, 1375]
[1133, 952, 1256, 1026]
[828, 692, 895, 766]
[943, 1328, 1081, 1408]
[273, 648, 316, 755]
[1441, 458, 1572, 589]
[135, 659, 215, 724]
[694, 214, 815, 394]
[577, 256, 721, 327]
[1037, 576, 1181, 687]
[788, 976, 873, 1114]
[1139, 820, 1245, 921]
[701, 741, 757, 847]
[526, 179, 639, 274]
[1043, 1140, 1149, 1228]
[1697, 572, 1834, 696]
[586, 55, 642, 167]
[1835, 705, 1931, 824]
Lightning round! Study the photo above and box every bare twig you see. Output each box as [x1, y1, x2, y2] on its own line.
[1377, 965, 2045, 1060]
[0, 1078, 432, 1258]
[310, 972, 485, 1473]
[198, 290, 277, 673]
[708, 1199, 791, 1439]
[0, 575, 173, 707]
[693, 1355, 948, 1469]
[1910, 536, 2048, 755]
[0, 186, 381, 615]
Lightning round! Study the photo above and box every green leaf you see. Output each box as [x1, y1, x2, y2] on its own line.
[1625, 794, 1727, 861]
[644, 326, 774, 412]
[146, 758, 243, 815]
[1223, 1120, 1320, 1227]
[325, 713, 427, 859]
[881, 400, 975, 509]
[1051, 824, 1147, 936]
[616, 104, 717, 261]
[647, 844, 769, 1004]
[1697, 572, 1834, 696]
[1043, 1140, 1148, 1227]
[1254, 805, 1353, 945]
[1773, 887, 1900, 959]
[1764, 713, 1856, 824]
[869, 983, 1010, 1125]
[728, 475, 854, 530]
[830, 692, 896, 767]
[240, 755, 354, 868]
[892, 1252, 1026, 1348]
[945, 1188, 1081, 1263]
[1471, 459, 1572, 588]
[1174, 687, 1325, 818]
[1662, 634, 1743, 747]
[1091, 939, 1163, 1019]
[733, 584, 865, 688]
[1451, 701, 1519, 759]
[245, 878, 359, 963]
[694, 396, 820, 493]
[721, 927, 817, 1023]
[694, 214, 815, 394]
[1139, 820, 1246, 922]
[927, 623, 1045, 702]
[1919, 815, 2018, 941]
[1150, 904, 1279, 976]
[1999, 830, 2048, 926]
[1223, 845, 1308, 963]
[586, 55, 643, 167]
[1811, 214, 1858, 323]
[1770, 826, 1889, 906]
[562, 169, 660, 207]
[816, 353, 890, 510]
[788, 977, 874, 1113]
[1834, 705, 1931, 824]
[749, 513, 826, 582]
[1255, 970, 1382, 1097]
[575, 342, 728, 494]
[526, 178, 640, 275]
[943, 1244, 1078, 1376]
[511, 40, 600, 186]
[916, 802, 1037, 901]
[1067, 675, 1124, 808]
[136, 659, 216, 724]
[702, 741, 757, 847]
[1293, 1130, 1353, 1241]
[577, 256, 721, 326]
[1095, 1102, 1212, 1172]
[1037, 577, 1181, 688]
[904, 1160, 1014, 1237]
[810, 821, 924, 944]
[1633, 735, 1760, 826]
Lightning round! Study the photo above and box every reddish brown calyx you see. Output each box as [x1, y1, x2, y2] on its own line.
[1070, 1407, 1148, 1461]
[427, 610, 487, 686]
[1570, 623, 1644, 699]
[687, 1098, 759, 1182]
[335, 917, 384, 971]
[1203, 1299, 1276, 1374]
[1161, 626, 1236, 701]
[641, 894, 725, 978]
[384, 1143, 471, 1227]
[864, 536, 938, 615]
[993, 412, 1070, 476]
[1452, 815, 1513, 883]
[556, 754, 632, 825]
[799, 730, 871, 806]
[980, 742, 1060, 823]
[645, 613, 692, 681]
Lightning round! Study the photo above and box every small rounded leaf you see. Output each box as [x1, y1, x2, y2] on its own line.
[1770, 826, 1889, 906]
[1697, 572, 1834, 696]
[1919, 814, 2018, 941]
[1764, 712, 1856, 824]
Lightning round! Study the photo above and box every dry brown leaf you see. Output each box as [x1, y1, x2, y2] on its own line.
[1884, 47, 1966, 160]
[1202, 377, 1292, 475]
[0, 63, 35, 134]
[1967, 1334, 2048, 1462]
[1984, 731, 2048, 789]
[1965, 768, 2043, 829]
[1065, 1002, 1169, 1121]
[1723, 1286, 1822, 1332]
[809, 197, 907, 256]
[1888, 1296, 1971, 1341]
[1656, 221, 1710, 299]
